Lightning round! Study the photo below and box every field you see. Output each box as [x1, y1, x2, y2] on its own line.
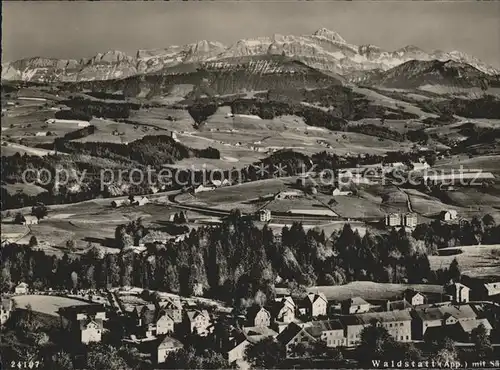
[276, 281, 444, 302]
[12, 295, 90, 316]
[1, 194, 186, 255]
[434, 154, 500, 175]
[428, 244, 500, 279]
[1, 183, 48, 197]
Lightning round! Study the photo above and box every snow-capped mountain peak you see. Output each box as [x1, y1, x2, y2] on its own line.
[2, 28, 498, 82]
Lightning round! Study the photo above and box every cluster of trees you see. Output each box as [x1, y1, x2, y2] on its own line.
[348, 123, 405, 142]
[412, 215, 499, 251]
[56, 125, 96, 141]
[55, 109, 92, 121]
[258, 86, 418, 121]
[187, 103, 218, 125]
[1, 214, 436, 307]
[229, 98, 348, 131]
[418, 95, 500, 119]
[1, 132, 222, 209]
[62, 97, 141, 119]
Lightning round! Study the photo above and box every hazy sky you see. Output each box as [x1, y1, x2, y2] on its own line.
[3, 1, 499, 67]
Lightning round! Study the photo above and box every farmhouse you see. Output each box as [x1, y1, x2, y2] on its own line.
[18, 215, 39, 225]
[445, 282, 470, 303]
[210, 179, 231, 187]
[403, 289, 426, 306]
[59, 304, 106, 344]
[156, 298, 183, 323]
[14, 282, 29, 295]
[1, 298, 13, 325]
[412, 161, 430, 172]
[440, 210, 458, 221]
[193, 184, 217, 194]
[277, 322, 317, 352]
[135, 305, 175, 337]
[258, 209, 271, 222]
[304, 320, 346, 348]
[341, 297, 370, 315]
[184, 310, 211, 336]
[332, 187, 352, 196]
[385, 299, 413, 312]
[246, 306, 271, 328]
[302, 292, 328, 317]
[156, 336, 183, 364]
[274, 190, 303, 200]
[132, 196, 150, 206]
[111, 199, 130, 208]
[271, 300, 295, 324]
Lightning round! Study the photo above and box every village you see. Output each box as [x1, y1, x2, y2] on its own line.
[2, 271, 499, 368]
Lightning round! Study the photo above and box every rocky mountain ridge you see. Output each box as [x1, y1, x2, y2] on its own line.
[2, 28, 498, 83]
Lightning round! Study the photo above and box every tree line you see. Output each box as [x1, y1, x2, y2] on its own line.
[1, 213, 440, 308]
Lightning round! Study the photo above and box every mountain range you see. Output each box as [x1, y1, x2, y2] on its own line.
[2, 28, 499, 83]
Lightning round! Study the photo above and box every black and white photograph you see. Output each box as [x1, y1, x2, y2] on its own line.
[1, 1, 499, 369]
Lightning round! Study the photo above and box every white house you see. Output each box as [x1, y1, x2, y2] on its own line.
[403, 289, 425, 306]
[132, 196, 149, 206]
[193, 184, 216, 194]
[1, 298, 13, 325]
[446, 283, 470, 303]
[14, 282, 29, 295]
[258, 209, 271, 222]
[332, 187, 352, 196]
[440, 210, 458, 221]
[157, 336, 183, 364]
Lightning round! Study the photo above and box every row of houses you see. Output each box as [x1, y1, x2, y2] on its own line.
[385, 212, 418, 228]
[275, 302, 491, 353]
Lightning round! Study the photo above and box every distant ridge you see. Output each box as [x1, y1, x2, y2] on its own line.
[2, 28, 498, 83]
